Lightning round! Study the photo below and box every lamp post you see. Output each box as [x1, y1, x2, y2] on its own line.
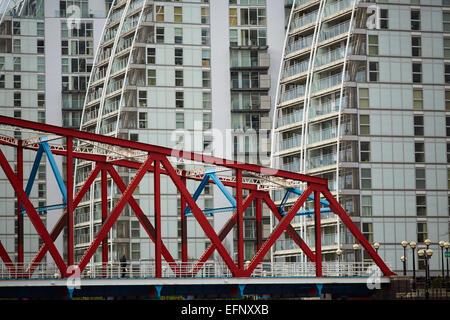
[373, 242, 380, 254]
[401, 241, 408, 275]
[418, 249, 428, 299]
[410, 241, 417, 291]
[353, 244, 359, 276]
[401, 256, 406, 276]
[445, 242, 449, 290]
[426, 249, 433, 299]
[439, 241, 445, 280]
[336, 249, 342, 276]
[425, 238, 431, 249]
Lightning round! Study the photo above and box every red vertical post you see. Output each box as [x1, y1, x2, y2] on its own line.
[236, 169, 244, 271]
[314, 190, 322, 277]
[180, 172, 188, 274]
[101, 167, 108, 277]
[255, 196, 262, 251]
[16, 140, 23, 275]
[66, 136, 74, 269]
[154, 159, 161, 278]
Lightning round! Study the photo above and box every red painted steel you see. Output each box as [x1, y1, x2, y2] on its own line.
[0, 116, 396, 279]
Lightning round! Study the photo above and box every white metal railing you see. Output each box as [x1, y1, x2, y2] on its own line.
[0, 261, 386, 279]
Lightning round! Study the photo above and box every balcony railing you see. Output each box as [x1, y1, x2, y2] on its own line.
[283, 59, 309, 79]
[277, 109, 303, 128]
[319, 20, 351, 42]
[291, 10, 318, 30]
[286, 34, 314, 55]
[323, 0, 355, 19]
[279, 134, 302, 151]
[280, 85, 306, 103]
[311, 72, 348, 93]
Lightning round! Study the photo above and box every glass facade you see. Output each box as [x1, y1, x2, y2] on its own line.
[272, 0, 450, 273]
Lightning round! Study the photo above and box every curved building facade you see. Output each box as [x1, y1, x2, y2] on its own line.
[271, 0, 450, 274]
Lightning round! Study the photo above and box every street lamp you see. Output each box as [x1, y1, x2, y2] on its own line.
[425, 238, 431, 249]
[409, 241, 417, 291]
[418, 249, 429, 299]
[336, 249, 342, 276]
[401, 241, 408, 275]
[353, 244, 359, 276]
[425, 249, 433, 299]
[401, 256, 406, 276]
[373, 242, 380, 254]
[439, 241, 445, 279]
[445, 242, 450, 290]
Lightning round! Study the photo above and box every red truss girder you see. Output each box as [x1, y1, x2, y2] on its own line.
[0, 116, 395, 278]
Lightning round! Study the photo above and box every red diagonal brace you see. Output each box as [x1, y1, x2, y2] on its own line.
[244, 185, 314, 277]
[190, 192, 257, 277]
[261, 192, 315, 262]
[320, 186, 395, 277]
[0, 241, 16, 277]
[78, 156, 153, 272]
[25, 162, 103, 277]
[105, 164, 178, 274]
[159, 155, 239, 276]
[0, 149, 67, 275]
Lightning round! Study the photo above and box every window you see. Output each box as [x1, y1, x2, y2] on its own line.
[411, 9, 421, 30]
[203, 113, 212, 130]
[175, 28, 183, 44]
[38, 57, 45, 72]
[368, 62, 379, 82]
[415, 168, 426, 190]
[202, 49, 210, 67]
[445, 38, 450, 58]
[412, 62, 422, 83]
[37, 22, 44, 36]
[362, 223, 373, 243]
[13, 21, 20, 35]
[229, 8, 238, 26]
[380, 9, 389, 29]
[361, 168, 371, 189]
[37, 75, 45, 90]
[446, 91, 450, 111]
[176, 91, 184, 108]
[447, 143, 450, 163]
[444, 12, 450, 32]
[230, 29, 238, 46]
[13, 39, 21, 53]
[38, 111, 45, 123]
[359, 115, 370, 135]
[61, 40, 68, 55]
[156, 6, 164, 22]
[361, 195, 372, 216]
[414, 115, 424, 136]
[14, 75, 21, 89]
[202, 71, 210, 87]
[156, 27, 164, 43]
[37, 39, 44, 54]
[174, 6, 182, 23]
[0, 57, 4, 71]
[131, 243, 140, 260]
[176, 113, 184, 129]
[448, 169, 450, 189]
[38, 183, 46, 198]
[416, 195, 426, 216]
[13, 57, 21, 71]
[413, 89, 423, 109]
[417, 222, 427, 243]
[139, 112, 147, 129]
[415, 142, 425, 162]
[175, 48, 183, 65]
[445, 64, 450, 84]
[14, 110, 21, 118]
[368, 35, 378, 55]
[447, 116, 450, 136]
[147, 69, 156, 86]
[138, 91, 147, 107]
[203, 92, 211, 109]
[201, 28, 210, 45]
[201, 7, 209, 24]
[147, 47, 155, 64]
[360, 141, 370, 162]
[38, 93, 45, 107]
[0, 75, 4, 88]
[411, 36, 421, 57]
[175, 70, 183, 86]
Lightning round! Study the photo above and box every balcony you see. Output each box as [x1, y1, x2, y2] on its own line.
[286, 34, 313, 55]
[277, 109, 303, 128]
[291, 10, 318, 31]
[311, 72, 348, 93]
[279, 85, 306, 104]
[282, 59, 309, 80]
[319, 20, 351, 43]
[279, 134, 302, 152]
[323, 0, 354, 20]
[306, 148, 352, 171]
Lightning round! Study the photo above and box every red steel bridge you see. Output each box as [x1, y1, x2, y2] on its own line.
[0, 116, 395, 299]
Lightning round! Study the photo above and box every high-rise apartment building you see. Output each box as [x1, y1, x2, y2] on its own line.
[272, 0, 450, 274]
[0, 0, 107, 264]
